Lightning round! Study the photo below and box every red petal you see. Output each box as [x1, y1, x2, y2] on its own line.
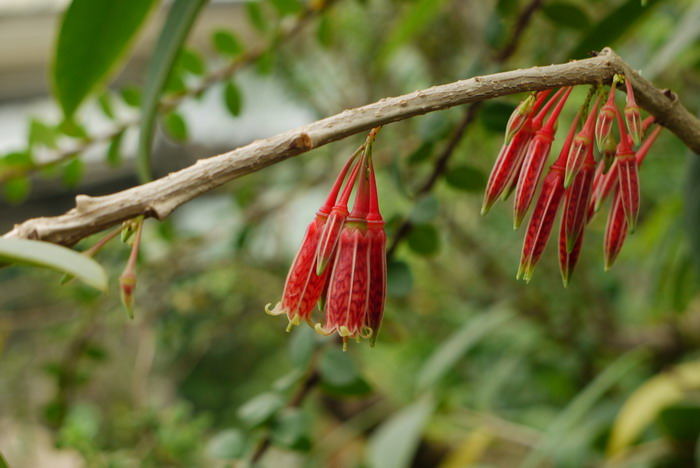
[604, 191, 629, 270]
[513, 133, 554, 229]
[616, 153, 640, 232]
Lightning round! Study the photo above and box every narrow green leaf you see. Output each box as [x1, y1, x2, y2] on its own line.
[3, 177, 31, 204]
[0, 238, 107, 291]
[268, 0, 302, 16]
[62, 158, 84, 188]
[224, 80, 243, 116]
[367, 396, 435, 468]
[245, 1, 268, 32]
[416, 308, 514, 392]
[211, 29, 244, 56]
[52, 0, 158, 117]
[444, 165, 487, 192]
[542, 2, 590, 29]
[137, 0, 208, 183]
[120, 86, 142, 107]
[107, 129, 125, 167]
[28, 119, 58, 149]
[162, 112, 188, 142]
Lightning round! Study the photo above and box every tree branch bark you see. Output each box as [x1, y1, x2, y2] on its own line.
[5, 48, 700, 246]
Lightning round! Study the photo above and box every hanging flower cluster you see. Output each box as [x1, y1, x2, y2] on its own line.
[482, 75, 663, 286]
[266, 128, 386, 349]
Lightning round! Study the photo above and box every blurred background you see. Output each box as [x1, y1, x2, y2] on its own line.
[1, 0, 700, 467]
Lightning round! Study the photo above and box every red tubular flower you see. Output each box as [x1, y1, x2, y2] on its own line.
[604, 190, 628, 270]
[365, 162, 386, 347]
[563, 135, 596, 253]
[559, 223, 584, 287]
[595, 83, 617, 151]
[513, 86, 573, 229]
[624, 78, 642, 146]
[517, 112, 578, 282]
[564, 95, 600, 188]
[612, 105, 640, 232]
[481, 90, 551, 214]
[266, 146, 361, 329]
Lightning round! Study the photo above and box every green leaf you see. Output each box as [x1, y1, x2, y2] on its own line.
[407, 141, 434, 165]
[97, 92, 115, 119]
[320, 348, 359, 387]
[28, 119, 58, 149]
[245, 2, 268, 32]
[608, 359, 700, 458]
[206, 429, 246, 459]
[211, 29, 244, 56]
[256, 48, 276, 75]
[0, 238, 107, 291]
[179, 48, 206, 75]
[137, 0, 208, 183]
[3, 177, 31, 204]
[52, 0, 158, 117]
[237, 392, 284, 427]
[162, 112, 189, 142]
[542, 2, 590, 29]
[268, 0, 302, 16]
[444, 165, 487, 192]
[684, 154, 700, 281]
[271, 408, 309, 449]
[367, 396, 435, 468]
[407, 224, 440, 256]
[107, 129, 125, 167]
[568, 0, 662, 59]
[657, 403, 700, 442]
[62, 158, 84, 188]
[289, 325, 317, 367]
[387, 260, 413, 298]
[224, 80, 243, 117]
[409, 195, 439, 224]
[316, 16, 333, 47]
[0, 450, 8, 468]
[415, 308, 515, 393]
[481, 101, 516, 133]
[120, 86, 142, 107]
[58, 119, 88, 139]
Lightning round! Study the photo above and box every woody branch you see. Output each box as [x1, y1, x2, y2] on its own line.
[5, 47, 700, 247]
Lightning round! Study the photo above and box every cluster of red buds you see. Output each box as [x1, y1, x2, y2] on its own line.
[482, 75, 662, 286]
[266, 128, 386, 349]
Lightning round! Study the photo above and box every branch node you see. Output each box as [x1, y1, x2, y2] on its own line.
[291, 133, 313, 150]
[75, 194, 98, 213]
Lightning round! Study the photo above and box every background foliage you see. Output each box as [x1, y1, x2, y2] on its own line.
[1, 0, 700, 467]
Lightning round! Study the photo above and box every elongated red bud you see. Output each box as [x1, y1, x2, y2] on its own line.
[604, 190, 628, 270]
[563, 144, 596, 253]
[513, 87, 573, 229]
[365, 161, 386, 347]
[595, 85, 617, 151]
[624, 78, 643, 146]
[564, 96, 600, 188]
[612, 103, 640, 232]
[559, 222, 584, 288]
[504, 93, 536, 144]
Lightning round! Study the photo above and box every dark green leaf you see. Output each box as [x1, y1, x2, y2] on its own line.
[137, 0, 208, 183]
[481, 101, 516, 133]
[316, 16, 332, 47]
[164, 73, 188, 94]
[224, 81, 243, 116]
[211, 29, 244, 56]
[245, 2, 268, 32]
[107, 129, 125, 167]
[120, 86, 142, 107]
[658, 403, 700, 442]
[387, 260, 413, 298]
[568, 0, 662, 59]
[237, 392, 284, 427]
[179, 48, 206, 75]
[0, 238, 107, 290]
[3, 177, 31, 204]
[268, 0, 302, 16]
[444, 165, 487, 192]
[97, 92, 115, 119]
[407, 141, 434, 165]
[407, 224, 440, 256]
[162, 112, 189, 142]
[52, 0, 158, 117]
[542, 2, 590, 29]
[207, 429, 246, 459]
[28, 119, 58, 149]
[367, 396, 435, 468]
[62, 158, 84, 188]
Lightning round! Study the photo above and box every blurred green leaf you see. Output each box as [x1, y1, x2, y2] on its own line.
[289, 325, 317, 368]
[407, 141, 434, 165]
[224, 80, 243, 116]
[0, 450, 8, 468]
[179, 48, 206, 75]
[207, 429, 246, 459]
[657, 403, 700, 442]
[97, 92, 115, 119]
[542, 2, 590, 29]
[568, 0, 662, 59]
[245, 2, 268, 32]
[107, 129, 125, 167]
[62, 158, 84, 188]
[163, 112, 189, 142]
[271, 408, 309, 449]
[481, 101, 516, 133]
[317, 16, 333, 47]
[608, 359, 700, 458]
[387, 260, 413, 298]
[3, 177, 31, 204]
[137, 0, 208, 182]
[444, 165, 487, 192]
[58, 119, 88, 139]
[268, 0, 302, 16]
[237, 392, 284, 427]
[409, 195, 439, 224]
[211, 29, 244, 56]
[416, 308, 515, 392]
[52, 0, 158, 117]
[120, 85, 142, 107]
[0, 238, 107, 291]
[28, 119, 58, 149]
[320, 348, 359, 387]
[367, 396, 435, 468]
[407, 223, 440, 256]
[684, 154, 700, 281]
